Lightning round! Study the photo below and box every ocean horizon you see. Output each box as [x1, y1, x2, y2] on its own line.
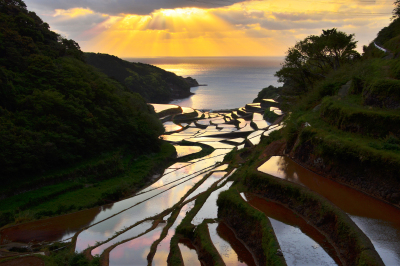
[125, 56, 284, 110]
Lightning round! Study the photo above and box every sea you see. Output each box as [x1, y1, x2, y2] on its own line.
[125, 57, 283, 110]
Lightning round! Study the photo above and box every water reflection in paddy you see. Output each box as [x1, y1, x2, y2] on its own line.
[186, 172, 227, 200]
[76, 171, 210, 252]
[184, 137, 228, 142]
[208, 223, 255, 266]
[192, 181, 233, 225]
[163, 121, 183, 133]
[150, 104, 180, 113]
[109, 224, 164, 266]
[76, 153, 230, 252]
[2, 103, 279, 263]
[258, 156, 400, 265]
[141, 155, 225, 193]
[242, 193, 339, 266]
[199, 141, 235, 149]
[189, 149, 230, 162]
[91, 221, 153, 256]
[152, 201, 195, 265]
[179, 242, 201, 266]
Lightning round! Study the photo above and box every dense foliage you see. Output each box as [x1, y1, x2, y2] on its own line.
[393, 0, 400, 20]
[85, 53, 193, 103]
[252, 85, 280, 102]
[374, 18, 400, 50]
[0, 0, 164, 184]
[275, 28, 360, 94]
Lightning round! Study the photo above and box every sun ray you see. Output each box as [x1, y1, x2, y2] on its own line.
[76, 0, 393, 57]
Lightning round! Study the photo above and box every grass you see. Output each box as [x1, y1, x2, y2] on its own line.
[0, 142, 177, 227]
[243, 168, 383, 265]
[319, 96, 400, 138]
[264, 109, 279, 122]
[0, 149, 125, 197]
[223, 133, 384, 265]
[193, 222, 225, 266]
[217, 188, 286, 266]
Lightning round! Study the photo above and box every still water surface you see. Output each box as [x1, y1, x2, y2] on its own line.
[127, 57, 282, 110]
[258, 156, 400, 265]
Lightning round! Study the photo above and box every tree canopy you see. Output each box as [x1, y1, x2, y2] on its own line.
[0, 0, 164, 183]
[85, 53, 194, 103]
[393, 0, 400, 20]
[275, 28, 360, 94]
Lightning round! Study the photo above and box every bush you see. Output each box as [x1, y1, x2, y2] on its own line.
[363, 78, 400, 108]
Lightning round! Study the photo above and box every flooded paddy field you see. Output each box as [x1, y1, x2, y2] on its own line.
[0, 100, 397, 265]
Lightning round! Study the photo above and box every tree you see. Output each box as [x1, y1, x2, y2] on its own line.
[393, 0, 400, 20]
[275, 28, 360, 93]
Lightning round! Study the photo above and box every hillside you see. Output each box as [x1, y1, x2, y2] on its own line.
[0, 0, 179, 226]
[264, 19, 400, 207]
[85, 53, 198, 103]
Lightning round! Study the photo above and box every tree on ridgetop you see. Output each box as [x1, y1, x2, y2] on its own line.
[275, 28, 360, 93]
[393, 0, 400, 20]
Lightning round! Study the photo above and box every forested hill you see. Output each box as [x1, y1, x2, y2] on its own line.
[85, 53, 197, 103]
[259, 8, 400, 208]
[0, 0, 164, 183]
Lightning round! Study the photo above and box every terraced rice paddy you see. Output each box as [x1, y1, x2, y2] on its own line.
[2, 100, 398, 265]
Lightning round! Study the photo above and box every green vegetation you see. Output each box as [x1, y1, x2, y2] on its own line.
[43, 248, 100, 266]
[217, 189, 285, 266]
[260, 2, 400, 207]
[264, 109, 280, 122]
[0, 0, 164, 184]
[85, 53, 195, 103]
[0, 0, 201, 227]
[320, 96, 400, 138]
[193, 222, 225, 266]
[243, 169, 383, 265]
[253, 85, 280, 102]
[219, 132, 383, 265]
[0, 142, 176, 227]
[275, 28, 360, 95]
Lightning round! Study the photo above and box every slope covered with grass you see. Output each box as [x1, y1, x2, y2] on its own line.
[269, 18, 400, 206]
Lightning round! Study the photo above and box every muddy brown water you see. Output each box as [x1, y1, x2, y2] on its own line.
[0, 206, 102, 244]
[242, 193, 339, 265]
[0, 108, 286, 265]
[258, 156, 400, 265]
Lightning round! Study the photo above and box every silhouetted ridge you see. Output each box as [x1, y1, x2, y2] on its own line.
[85, 53, 196, 103]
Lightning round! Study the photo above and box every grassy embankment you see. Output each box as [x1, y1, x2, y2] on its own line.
[217, 189, 286, 266]
[281, 51, 400, 205]
[167, 179, 230, 265]
[219, 131, 384, 265]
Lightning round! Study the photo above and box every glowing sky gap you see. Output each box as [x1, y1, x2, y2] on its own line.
[24, 0, 395, 57]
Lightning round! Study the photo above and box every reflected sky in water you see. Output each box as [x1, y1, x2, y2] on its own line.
[257, 156, 400, 265]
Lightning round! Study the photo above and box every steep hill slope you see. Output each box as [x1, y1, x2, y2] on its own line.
[0, 1, 164, 188]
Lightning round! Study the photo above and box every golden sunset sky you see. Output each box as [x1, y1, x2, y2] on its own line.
[25, 0, 394, 57]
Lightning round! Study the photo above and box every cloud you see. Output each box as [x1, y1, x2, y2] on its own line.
[42, 8, 112, 40]
[22, 0, 395, 57]
[24, 0, 245, 16]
